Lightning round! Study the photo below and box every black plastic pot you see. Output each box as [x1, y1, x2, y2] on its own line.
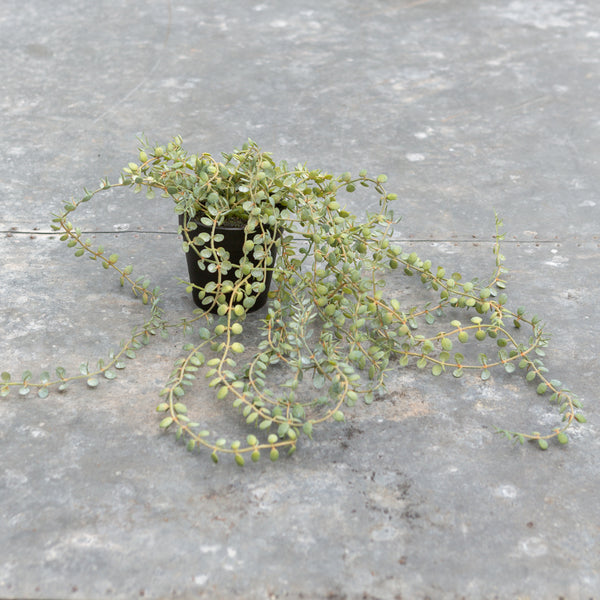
[179, 215, 277, 313]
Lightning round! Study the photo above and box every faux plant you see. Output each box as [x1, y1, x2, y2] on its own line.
[1, 137, 585, 464]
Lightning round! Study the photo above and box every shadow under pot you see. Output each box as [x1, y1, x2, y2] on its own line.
[179, 214, 278, 313]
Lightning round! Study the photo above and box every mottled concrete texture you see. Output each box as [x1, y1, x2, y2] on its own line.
[1, 1, 599, 599]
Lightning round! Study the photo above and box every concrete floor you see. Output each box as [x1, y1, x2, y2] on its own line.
[1, 1, 599, 598]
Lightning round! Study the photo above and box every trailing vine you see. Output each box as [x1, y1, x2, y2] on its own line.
[1, 138, 585, 463]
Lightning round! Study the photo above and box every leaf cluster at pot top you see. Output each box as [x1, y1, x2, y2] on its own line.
[0, 137, 585, 464]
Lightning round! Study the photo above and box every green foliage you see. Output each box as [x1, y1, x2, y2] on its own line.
[2, 137, 585, 463]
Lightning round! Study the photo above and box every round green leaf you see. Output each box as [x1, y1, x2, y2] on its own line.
[159, 417, 174, 429]
[333, 410, 345, 422]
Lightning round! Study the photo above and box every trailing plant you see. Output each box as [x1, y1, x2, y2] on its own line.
[1, 137, 585, 463]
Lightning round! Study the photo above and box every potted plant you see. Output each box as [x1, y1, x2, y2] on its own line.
[0, 137, 585, 464]
[146, 141, 284, 313]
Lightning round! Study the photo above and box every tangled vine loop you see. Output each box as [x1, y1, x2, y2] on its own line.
[0, 138, 585, 464]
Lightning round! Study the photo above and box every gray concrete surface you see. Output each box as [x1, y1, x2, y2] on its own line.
[1, 1, 599, 598]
